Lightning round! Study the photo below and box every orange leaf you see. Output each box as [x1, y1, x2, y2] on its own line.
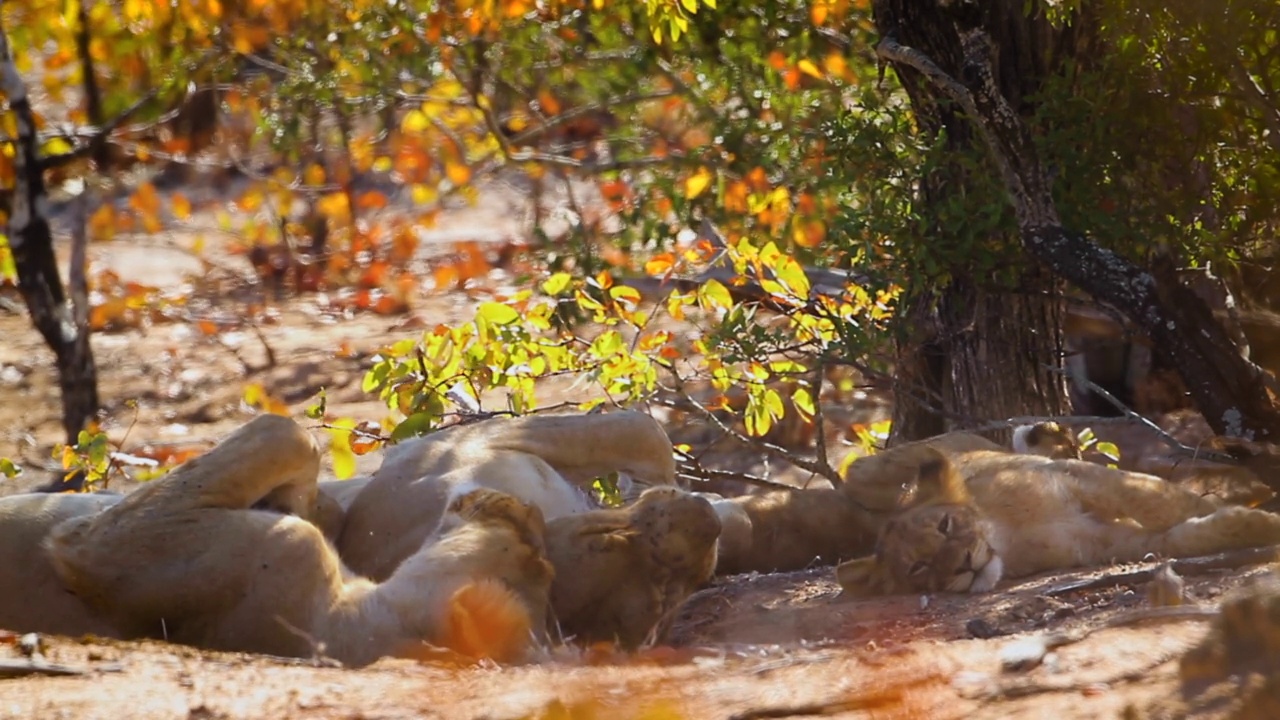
[303, 163, 326, 186]
[536, 89, 563, 116]
[350, 421, 384, 454]
[445, 161, 472, 186]
[171, 193, 192, 220]
[432, 262, 461, 291]
[357, 191, 389, 210]
[811, 2, 829, 25]
[645, 253, 675, 277]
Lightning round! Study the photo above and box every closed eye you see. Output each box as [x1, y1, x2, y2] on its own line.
[936, 513, 953, 536]
[908, 560, 929, 576]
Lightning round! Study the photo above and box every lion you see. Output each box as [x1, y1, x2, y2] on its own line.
[835, 443, 1280, 596]
[336, 410, 677, 582]
[1011, 421, 1082, 459]
[707, 430, 1006, 576]
[545, 486, 721, 648]
[0, 415, 554, 667]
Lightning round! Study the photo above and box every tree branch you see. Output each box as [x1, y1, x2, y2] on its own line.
[875, 28, 1280, 444]
[39, 89, 161, 172]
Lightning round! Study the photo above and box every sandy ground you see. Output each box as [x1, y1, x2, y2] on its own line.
[0, 176, 1269, 720]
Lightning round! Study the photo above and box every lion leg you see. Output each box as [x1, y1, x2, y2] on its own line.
[51, 486, 553, 667]
[1062, 462, 1219, 531]
[1090, 506, 1280, 564]
[450, 410, 677, 489]
[1154, 506, 1280, 558]
[49, 507, 355, 656]
[115, 414, 322, 517]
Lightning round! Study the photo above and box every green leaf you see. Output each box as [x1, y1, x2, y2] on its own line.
[697, 279, 733, 312]
[542, 272, 573, 295]
[0, 458, 21, 478]
[773, 256, 811, 299]
[791, 387, 815, 422]
[389, 411, 439, 443]
[305, 388, 328, 419]
[1095, 441, 1121, 461]
[478, 301, 520, 325]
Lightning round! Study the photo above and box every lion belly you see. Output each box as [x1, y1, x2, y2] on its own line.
[0, 492, 122, 637]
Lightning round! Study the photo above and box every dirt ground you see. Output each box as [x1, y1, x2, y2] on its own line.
[0, 177, 1271, 719]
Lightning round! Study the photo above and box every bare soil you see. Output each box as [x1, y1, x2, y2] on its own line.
[0, 179, 1264, 719]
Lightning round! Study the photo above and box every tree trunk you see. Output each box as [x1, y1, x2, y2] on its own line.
[883, 0, 1074, 445]
[874, 2, 1280, 445]
[0, 24, 100, 446]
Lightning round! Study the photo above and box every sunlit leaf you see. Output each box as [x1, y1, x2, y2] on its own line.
[645, 253, 676, 276]
[684, 167, 714, 200]
[0, 458, 22, 478]
[327, 418, 359, 480]
[477, 301, 520, 325]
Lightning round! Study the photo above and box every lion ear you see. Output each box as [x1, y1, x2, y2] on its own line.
[911, 450, 968, 505]
[582, 528, 639, 553]
[835, 556, 891, 598]
[446, 485, 493, 516]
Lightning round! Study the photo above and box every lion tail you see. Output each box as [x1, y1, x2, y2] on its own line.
[439, 579, 533, 663]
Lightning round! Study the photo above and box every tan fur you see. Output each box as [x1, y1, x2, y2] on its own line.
[1012, 422, 1082, 459]
[545, 487, 720, 649]
[338, 410, 677, 582]
[709, 431, 1001, 576]
[0, 415, 552, 667]
[312, 477, 372, 543]
[709, 489, 877, 575]
[837, 444, 1280, 596]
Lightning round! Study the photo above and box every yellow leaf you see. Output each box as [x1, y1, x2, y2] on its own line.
[542, 272, 573, 295]
[684, 167, 713, 200]
[411, 184, 437, 205]
[477, 301, 519, 325]
[41, 137, 74, 157]
[609, 285, 642, 306]
[797, 59, 824, 80]
[823, 52, 849, 81]
[316, 192, 350, 220]
[402, 109, 429, 134]
[773, 255, 811, 299]
[327, 418, 359, 480]
[696, 278, 733, 311]
[792, 387, 815, 422]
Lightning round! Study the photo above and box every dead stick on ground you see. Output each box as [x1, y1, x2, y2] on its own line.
[1046, 543, 1280, 597]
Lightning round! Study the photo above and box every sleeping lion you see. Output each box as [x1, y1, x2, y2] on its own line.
[836, 441, 1280, 596]
[0, 415, 554, 667]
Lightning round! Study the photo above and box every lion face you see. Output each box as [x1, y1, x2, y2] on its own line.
[837, 502, 1002, 596]
[876, 503, 997, 593]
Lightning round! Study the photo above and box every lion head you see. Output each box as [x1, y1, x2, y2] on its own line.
[835, 449, 1004, 596]
[1012, 421, 1081, 460]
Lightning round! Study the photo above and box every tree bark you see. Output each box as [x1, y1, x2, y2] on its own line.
[881, 0, 1073, 445]
[0, 22, 100, 445]
[874, 3, 1280, 443]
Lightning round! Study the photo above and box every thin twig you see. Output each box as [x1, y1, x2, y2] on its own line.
[672, 390, 845, 488]
[1040, 364, 1237, 464]
[677, 463, 805, 493]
